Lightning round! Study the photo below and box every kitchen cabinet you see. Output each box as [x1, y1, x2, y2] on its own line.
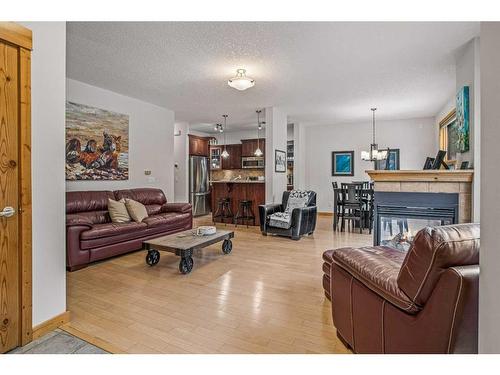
[209, 146, 222, 170]
[221, 144, 242, 170]
[188, 135, 209, 157]
[241, 138, 265, 157]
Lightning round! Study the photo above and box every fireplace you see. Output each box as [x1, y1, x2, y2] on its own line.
[374, 192, 458, 250]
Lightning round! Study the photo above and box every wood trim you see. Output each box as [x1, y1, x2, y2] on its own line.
[318, 212, 333, 217]
[439, 108, 456, 128]
[0, 22, 32, 50]
[366, 170, 473, 183]
[19, 46, 33, 346]
[32, 311, 71, 341]
[60, 324, 125, 354]
[439, 108, 457, 163]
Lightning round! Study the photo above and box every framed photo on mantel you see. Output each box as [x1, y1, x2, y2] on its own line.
[332, 151, 354, 176]
[375, 149, 400, 171]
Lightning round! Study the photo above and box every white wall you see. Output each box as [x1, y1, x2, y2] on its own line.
[213, 128, 264, 145]
[438, 38, 481, 221]
[304, 117, 437, 212]
[66, 79, 175, 202]
[20, 22, 67, 326]
[479, 22, 500, 354]
[265, 107, 288, 203]
[174, 122, 189, 202]
[456, 38, 481, 221]
[293, 123, 306, 190]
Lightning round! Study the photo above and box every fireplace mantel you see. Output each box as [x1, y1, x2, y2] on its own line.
[366, 170, 473, 183]
[366, 170, 473, 223]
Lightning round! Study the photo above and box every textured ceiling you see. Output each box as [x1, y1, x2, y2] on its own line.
[67, 22, 479, 133]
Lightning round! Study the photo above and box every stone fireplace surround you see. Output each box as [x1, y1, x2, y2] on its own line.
[366, 170, 474, 224]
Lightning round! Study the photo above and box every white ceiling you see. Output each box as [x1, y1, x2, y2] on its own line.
[66, 22, 479, 133]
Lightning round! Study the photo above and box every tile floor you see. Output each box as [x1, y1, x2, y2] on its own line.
[8, 329, 109, 354]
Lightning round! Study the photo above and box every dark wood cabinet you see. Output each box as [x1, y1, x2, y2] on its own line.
[221, 144, 242, 170]
[209, 146, 222, 170]
[188, 135, 209, 157]
[241, 138, 265, 157]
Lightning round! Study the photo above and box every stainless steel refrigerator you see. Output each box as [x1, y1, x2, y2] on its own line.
[189, 155, 211, 216]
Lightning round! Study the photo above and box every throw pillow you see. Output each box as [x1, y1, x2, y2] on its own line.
[125, 198, 149, 222]
[108, 198, 131, 223]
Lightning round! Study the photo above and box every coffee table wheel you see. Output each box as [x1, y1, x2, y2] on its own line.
[222, 239, 232, 254]
[179, 256, 194, 274]
[146, 249, 160, 266]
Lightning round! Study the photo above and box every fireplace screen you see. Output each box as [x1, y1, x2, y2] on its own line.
[374, 191, 458, 250]
[379, 216, 453, 251]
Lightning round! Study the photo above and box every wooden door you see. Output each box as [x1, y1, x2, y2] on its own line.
[0, 22, 32, 353]
[0, 37, 20, 353]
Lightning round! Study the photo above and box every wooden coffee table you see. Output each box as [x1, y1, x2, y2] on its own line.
[143, 229, 234, 274]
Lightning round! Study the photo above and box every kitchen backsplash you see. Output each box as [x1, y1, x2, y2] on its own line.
[211, 169, 265, 181]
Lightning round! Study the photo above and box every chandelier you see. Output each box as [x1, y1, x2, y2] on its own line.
[361, 108, 388, 162]
[254, 110, 263, 156]
[228, 69, 255, 91]
[221, 115, 229, 158]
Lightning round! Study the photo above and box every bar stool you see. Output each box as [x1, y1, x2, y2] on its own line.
[234, 200, 255, 227]
[213, 197, 233, 224]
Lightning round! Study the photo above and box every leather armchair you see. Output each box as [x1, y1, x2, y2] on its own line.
[259, 191, 317, 240]
[327, 223, 479, 353]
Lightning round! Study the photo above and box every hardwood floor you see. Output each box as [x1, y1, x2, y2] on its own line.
[65, 215, 371, 353]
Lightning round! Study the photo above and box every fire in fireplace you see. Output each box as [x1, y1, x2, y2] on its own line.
[374, 192, 458, 250]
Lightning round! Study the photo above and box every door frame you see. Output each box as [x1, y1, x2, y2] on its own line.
[0, 22, 33, 347]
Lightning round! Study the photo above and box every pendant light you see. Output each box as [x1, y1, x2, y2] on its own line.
[221, 114, 229, 158]
[254, 110, 263, 157]
[228, 69, 255, 91]
[361, 108, 388, 162]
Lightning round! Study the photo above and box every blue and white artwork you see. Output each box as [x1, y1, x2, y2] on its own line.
[456, 86, 470, 153]
[332, 151, 354, 176]
[375, 149, 400, 171]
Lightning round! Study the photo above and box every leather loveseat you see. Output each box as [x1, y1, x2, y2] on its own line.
[66, 188, 192, 271]
[324, 223, 479, 354]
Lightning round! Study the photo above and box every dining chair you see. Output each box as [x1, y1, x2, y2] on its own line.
[332, 181, 342, 230]
[340, 183, 364, 233]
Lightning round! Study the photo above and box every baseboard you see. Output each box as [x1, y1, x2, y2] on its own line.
[32, 311, 71, 340]
[60, 324, 125, 354]
[318, 212, 334, 217]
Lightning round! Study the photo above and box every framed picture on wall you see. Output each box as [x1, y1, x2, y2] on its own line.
[275, 149, 286, 173]
[332, 151, 354, 176]
[65, 101, 129, 181]
[375, 149, 400, 170]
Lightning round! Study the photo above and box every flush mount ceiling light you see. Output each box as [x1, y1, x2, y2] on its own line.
[228, 69, 255, 91]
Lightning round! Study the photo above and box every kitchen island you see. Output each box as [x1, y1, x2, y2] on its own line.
[210, 180, 265, 226]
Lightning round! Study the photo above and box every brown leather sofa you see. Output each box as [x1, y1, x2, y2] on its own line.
[324, 223, 479, 354]
[66, 188, 192, 271]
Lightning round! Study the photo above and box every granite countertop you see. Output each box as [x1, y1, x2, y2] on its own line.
[210, 180, 265, 184]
